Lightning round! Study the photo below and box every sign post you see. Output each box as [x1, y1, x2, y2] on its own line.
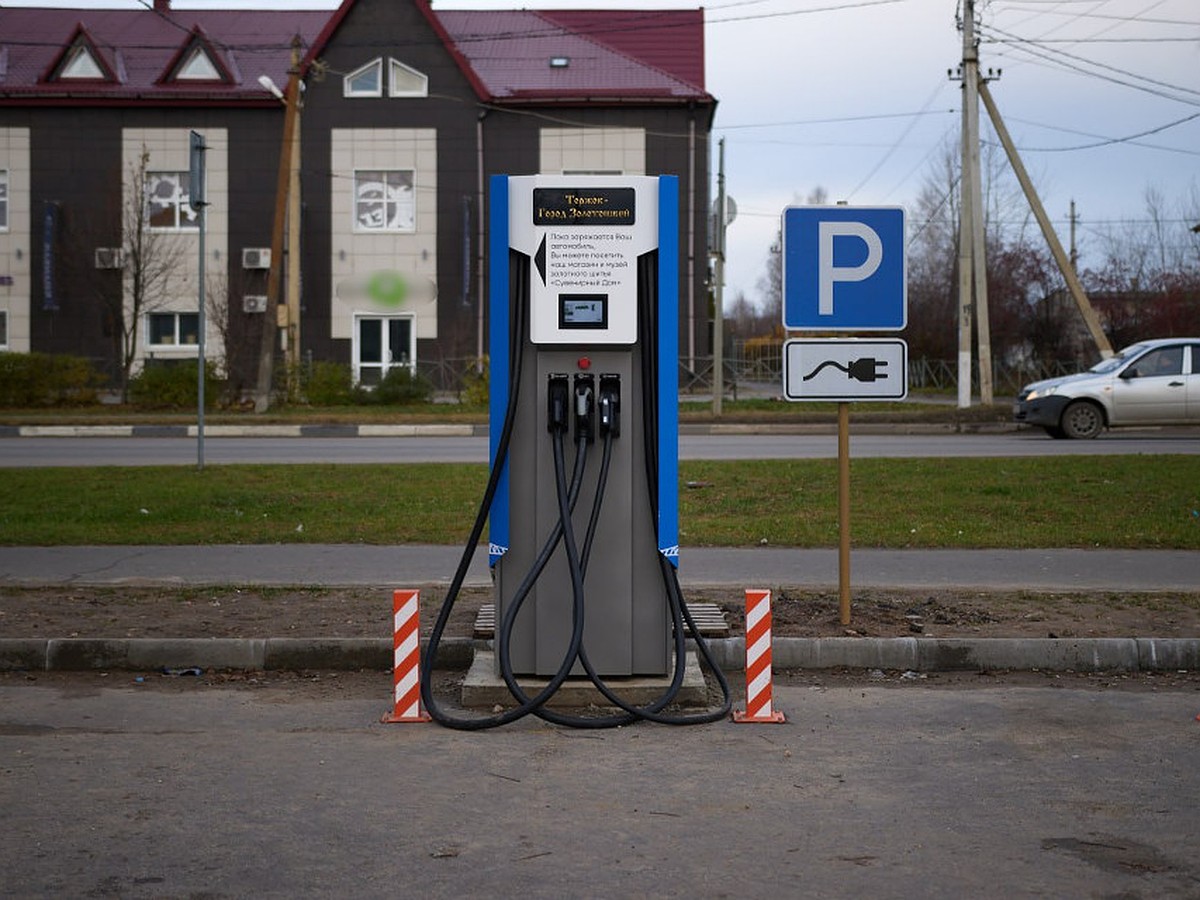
[781, 206, 907, 625]
[189, 131, 208, 471]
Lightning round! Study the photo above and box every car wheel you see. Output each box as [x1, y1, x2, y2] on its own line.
[1060, 400, 1104, 439]
[1044, 425, 1067, 439]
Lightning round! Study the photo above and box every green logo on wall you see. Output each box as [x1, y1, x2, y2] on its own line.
[367, 271, 409, 307]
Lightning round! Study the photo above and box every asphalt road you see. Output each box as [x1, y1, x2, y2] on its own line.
[2, 429, 1198, 466]
[3, 672, 1198, 899]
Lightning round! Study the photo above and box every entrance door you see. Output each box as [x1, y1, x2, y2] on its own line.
[355, 316, 414, 386]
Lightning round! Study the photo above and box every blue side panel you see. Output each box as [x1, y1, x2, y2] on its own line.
[657, 176, 680, 567]
[488, 175, 510, 566]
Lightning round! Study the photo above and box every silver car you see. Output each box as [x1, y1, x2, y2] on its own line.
[1013, 338, 1200, 438]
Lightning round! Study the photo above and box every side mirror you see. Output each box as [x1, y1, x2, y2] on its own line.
[1119, 367, 1138, 380]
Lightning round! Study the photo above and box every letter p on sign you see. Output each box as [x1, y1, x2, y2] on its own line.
[782, 206, 906, 331]
[818, 221, 882, 316]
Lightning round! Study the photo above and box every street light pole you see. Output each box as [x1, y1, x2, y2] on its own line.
[254, 36, 302, 412]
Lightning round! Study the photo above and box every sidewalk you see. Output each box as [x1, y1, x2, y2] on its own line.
[3, 545, 1198, 675]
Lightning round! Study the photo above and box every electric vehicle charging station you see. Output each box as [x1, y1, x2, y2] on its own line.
[419, 174, 729, 729]
[488, 174, 679, 678]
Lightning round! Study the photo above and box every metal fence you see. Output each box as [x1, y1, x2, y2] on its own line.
[678, 345, 1082, 399]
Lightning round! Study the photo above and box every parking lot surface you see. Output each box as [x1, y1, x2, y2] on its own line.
[3, 672, 1198, 898]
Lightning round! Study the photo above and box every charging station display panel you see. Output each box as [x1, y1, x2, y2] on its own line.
[507, 176, 659, 345]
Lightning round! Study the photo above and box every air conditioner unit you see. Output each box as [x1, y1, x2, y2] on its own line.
[242, 247, 271, 269]
[94, 248, 124, 269]
[243, 294, 269, 314]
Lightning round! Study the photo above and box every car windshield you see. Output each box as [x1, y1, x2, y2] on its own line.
[1088, 343, 1148, 375]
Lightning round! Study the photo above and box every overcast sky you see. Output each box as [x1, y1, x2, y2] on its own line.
[7, 0, 1198, 308]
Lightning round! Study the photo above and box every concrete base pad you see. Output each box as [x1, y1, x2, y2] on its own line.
[461, 650, 707, 710]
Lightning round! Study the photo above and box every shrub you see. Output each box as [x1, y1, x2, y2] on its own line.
[371, 366, 433, 405]
[461, 357, 489, 406]
[128, 360, 221, 410]
[0, 352, 101, 407]
[302, 361, 355, 406]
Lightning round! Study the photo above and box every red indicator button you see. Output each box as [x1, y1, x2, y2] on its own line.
[578, 357, 591, 370]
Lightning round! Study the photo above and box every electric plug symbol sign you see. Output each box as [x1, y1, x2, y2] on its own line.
[803, 358, 889, 383]
[784, 339, 908, 401]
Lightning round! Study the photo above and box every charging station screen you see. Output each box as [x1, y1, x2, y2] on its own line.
[559, 294, 608, 329]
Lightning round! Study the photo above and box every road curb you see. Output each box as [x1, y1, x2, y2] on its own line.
[4, 421, 1017, 438]
[2, 636, 1195, 675]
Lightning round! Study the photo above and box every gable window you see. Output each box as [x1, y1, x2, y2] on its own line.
[174, 47, 221, 81]
[59, 44, 105, 80]
[148, 311, 199, 347]
[344, 59, 382, 97]
[146, 172, 198, 230]
[0, 170, 8, 231]
[389, 59, 428, 97]
[353, 170, 414, 232]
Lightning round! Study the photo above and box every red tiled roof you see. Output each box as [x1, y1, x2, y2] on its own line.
[435, 9, 709, 102]
[0, 3, 709, 106]
[0, 7, 328, 102]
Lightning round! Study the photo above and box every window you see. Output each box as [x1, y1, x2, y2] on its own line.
[344, 59, 382, 97]
[148, 311, 200, 346]
[353, 170, 415, 232]
[388, 59, 428, 97]
[1131, 346, 1183, 378]
[59, 45, 105, 80]
[145, 172, 198, 230]
[175, 47, 221, 81]
[0, 310, 7, 349]
[0, 170, 7, 231]
[355, 315, 413, 385]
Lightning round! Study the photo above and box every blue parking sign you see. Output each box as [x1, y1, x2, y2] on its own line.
[782, 206, 906, 331]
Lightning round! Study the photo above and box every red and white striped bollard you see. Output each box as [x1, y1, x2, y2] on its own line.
[382, 588, 431, 723]
[732, 588, 786, 723]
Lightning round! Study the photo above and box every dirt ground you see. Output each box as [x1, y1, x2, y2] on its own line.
[2, 583, 1199, 640]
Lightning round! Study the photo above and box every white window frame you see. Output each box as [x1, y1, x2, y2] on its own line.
[388, 58, 428, 97]
[147, 311, 200, 348]
[145, 171, 198, 231]
[59, 45, 105, 80]
[353, 314, 416, 386]
[175, 47, 221, 81]
[0, 169, 8, 231]
[344, 59, 383, 98]
[352, 169, 415, 233]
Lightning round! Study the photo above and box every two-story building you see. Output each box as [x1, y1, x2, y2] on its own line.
[0, 0, 714, 397]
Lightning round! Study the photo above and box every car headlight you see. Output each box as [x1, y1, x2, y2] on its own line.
[1025, 385, 1057, 401]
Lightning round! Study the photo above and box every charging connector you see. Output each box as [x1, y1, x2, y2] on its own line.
[598, 374, 620, 438]
[547, 375, 570, 433]
[573, 374, 595, 443]
[847, 357, 888, 382]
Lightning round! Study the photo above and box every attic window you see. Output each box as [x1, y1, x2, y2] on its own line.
[549, 57, 570, 68]
[174, 47, 220, 81]
[344, 59, 382, 97]
[388, 58, 427, 97]
[59, 45, 105, 80]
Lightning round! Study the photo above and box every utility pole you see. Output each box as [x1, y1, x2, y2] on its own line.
[254, 36, 303, 412]
[978, 81, 1113, 359]
[1069, 200, 1078, 270]
[955, 0, 992, 407]
[712, 137, 726, 417]
[285, 83, 302, 399]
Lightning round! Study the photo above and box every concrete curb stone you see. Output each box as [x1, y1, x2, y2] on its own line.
[4, 636, 1197, 675]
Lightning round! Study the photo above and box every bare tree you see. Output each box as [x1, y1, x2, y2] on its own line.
[115, 148, 188, 399]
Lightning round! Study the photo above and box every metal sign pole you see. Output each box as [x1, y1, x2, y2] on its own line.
[837, 402, 851, 625]
[190, 131, 207, 471]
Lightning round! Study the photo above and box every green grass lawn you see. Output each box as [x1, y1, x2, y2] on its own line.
[3, 456, 1196, 549]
